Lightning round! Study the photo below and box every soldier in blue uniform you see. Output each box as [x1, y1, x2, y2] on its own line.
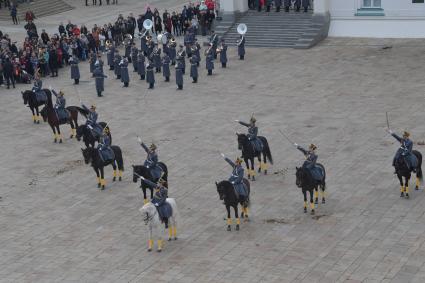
[294, 143, 324, 182]
[52, 89, 68, 123]
[106, 43, 115, 70]
[283, 0, 291, 12]
[137, 52, 146, 80]
[221, 153, 248, 200]
[131, 42, 138, 72]
[96, 55, 104, 74]
[176, 45, 186, 74]
[120, 58, 130, 87]
[32, 73, 47, 103]
[140, 177, 172, 228]
[124, 39, 132, 62]
[175, 59, 184, 90]
[146, 59, 155, 89]
[69, 55, 80, 85]
[168, 38, 177, 65]
[97, 127, 114, 162]
[236, 115, 263, 152]
[209, 30, 219, 59]
[190, 54, 198, 83]
[138, 138, 163, 180]
[89, 52, 96, 77]
[237, 35, 245, 60]
[146, 36, 154, 58]
[113, 53, 122, 80]
[93, 63, 107, 97]
[162, 53, 171, 82]
[81, 103, 103, 138]
[153, 44, 162, 73]
[218, 39, 228, 68]
[387, 129, 418, 172]
[205, 44, 214, 76]
[193, 40, 201, 67]
[141, 34, 148, 56]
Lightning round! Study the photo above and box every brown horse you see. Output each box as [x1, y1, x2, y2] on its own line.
[40, 90, 86, 143]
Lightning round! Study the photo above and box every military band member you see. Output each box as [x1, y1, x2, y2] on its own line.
[205, 43, 214, 76]
[106, 42, 115, 70]
[124, 38, 132, 62]
[141, 34, 148, 56]
[146, 59, 155, 89]
[218, 39, 228, 68]
[69, 55, 80, 85]
[162, 53, 171, 82]
[176, 45, 186, 74]
[193, 39, 201, 67]
[96, 54, 104, 74]
[131, 42, 139, 72]
[168, 38, 177, 65]
[175, 59, 184, 90]
[284, 0, 291, 12]
[237, 35, 245, 60]
[146, 35, 154, 58]
[113, 52, 122, 79]
[120, 58, 130, 87]
[93, 63, 107, 97]
[153, 44, 162, 73]
[190, 54, 198, 83]
[209, 30, 219, 59]
[137, 52, 146, 80]
[89, 52, 96, 76]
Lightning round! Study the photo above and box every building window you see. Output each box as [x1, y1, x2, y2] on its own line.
[412, 0, 424, 3]
[363, 0, 381, 7]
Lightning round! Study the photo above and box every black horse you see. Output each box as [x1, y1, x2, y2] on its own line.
[295, 163, 326, 215]
[22, 89, 50, 124]
[216, 179, 250, 231]
[394, 150, 422, 198]
[132, 163, 168, 203]
[237, 133, 273, 181]
[81, 146, 124, 190]
[40, 90, 86, 142]
[76, 122, 111, 148]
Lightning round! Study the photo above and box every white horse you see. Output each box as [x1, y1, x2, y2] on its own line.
[139, 198, 178, 252]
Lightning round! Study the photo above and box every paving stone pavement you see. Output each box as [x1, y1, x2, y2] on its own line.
[3, 3, 425, 283]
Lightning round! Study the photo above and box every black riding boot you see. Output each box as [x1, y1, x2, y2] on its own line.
[140, 74, 145, 80]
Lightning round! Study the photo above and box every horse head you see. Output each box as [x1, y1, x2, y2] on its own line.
[22, 90, 30, 105]
[216, 181, 226, 200]
[236, 132, 247, 150]
[295, 167, 305, 188]
[39, 106, 48, 122]
[132, 165, 143, 183]
[75, 125, 86, 141]
[139, 202, 156, 225]
[81, 147, 93, 164]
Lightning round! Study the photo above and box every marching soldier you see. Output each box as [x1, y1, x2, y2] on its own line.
[124, 37, 132, 62]
[146, 59, 155, 89]
[387, 129, 418, 173]
[193, 39, 201, 67]
[302, 0, 309, 12]
[141, 34, 148, 56]
[205, 43, 214, 76]
[190, 54, 198, 83]
[89, 52, 96, 76]
[106, 42, 115, 70]
[114, 52, 122, 80]
[146, 35, 154, 58]
[294, 0, 301, 12]
[153, 44, 162, 73]
[96, 54, 104, 74]
[69, 55, 80, 85]
[93, 63, 107, 97]
[284, 0, 291, 12]
[237, 35, 246, 60]
[131, 42, 139, 72]
[175, 59, 184, 90]
[168, 37, 177, 65]
[137, 51, 146, 80]
[209, 30, 219, 59]
[162, 53, 171, 82]
[218, 39, 228, 68]
[120, 57, 130, 87]
[176, 44, 186, 74]
[235, 115, 263, 152]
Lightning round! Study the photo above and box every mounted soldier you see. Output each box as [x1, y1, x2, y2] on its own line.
[51, 89, 68, 123]
[387, 129, 418, 173]
[236, 115, 263, 152]
[222, 154, 248, 201]
[141, 177, 172, 228]
[32, 71, 47, 103]
[97, 127, 115, 162]
[81, 103, 103, 138]
[294, 143, 324, 183]
[138, 138, 163, 180]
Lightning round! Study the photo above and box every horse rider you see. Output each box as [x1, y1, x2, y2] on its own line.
[32, 71, 47, 102]
[140, 177, 171, 228]
[294, 143, 324, 183]
[235, 115, 263, 152]
[387, 129, 417, 173]
[138, 137, 163, 180]
[51, 88, 67, 123]
[81, 103, 103, 138]
[97, 127, 114, 162]
[221, 153, 247, 200]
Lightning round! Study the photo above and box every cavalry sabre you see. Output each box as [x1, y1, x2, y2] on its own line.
[278, 129, 295, 145]
[386, 111, 391, 129]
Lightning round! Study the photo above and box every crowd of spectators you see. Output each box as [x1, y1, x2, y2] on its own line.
[0, 1, 217, 88]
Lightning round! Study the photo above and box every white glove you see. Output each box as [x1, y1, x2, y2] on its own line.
[79, 98, 82, 104]
[49, 85, 52, 91]
[294, 143, 298, 147]
[234, 120, 239, 123]
[231, 181, 235, 184]
[140, 176, 145, 181]
[154, 203, 159, 207]
[137, 136, 142, 143]
[220, 153, 225, 158]
[387, 129, 393, 134]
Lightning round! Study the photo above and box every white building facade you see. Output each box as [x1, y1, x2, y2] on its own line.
[222, 0, 425, 38]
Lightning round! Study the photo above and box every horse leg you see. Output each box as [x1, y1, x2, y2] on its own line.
[310, 189, 315, 215]
[35, 107, 41, 124]
[303, 189, 307, 213]
[69, 119, 75, 139]
[235, 205, 240, 231]
[250, 158, 256, 181]
[57, 126, 62, 143]
[257, 155, 262, 173]
[100, 167, 106, 190]
[171, 213, 177, 240]
[321, 181, 326, 204]
[398, 174, 404, 197]
[262, 151, 268, 175]
[244, 159, 250, 180]
[30, 107, 36, 123]
[112, 161, 117, 182]
[142, 187, 149, 205]
[314, 186, 319, 204]
[94, 168, 101, 188]
[405, 176, 410, 199]
[148, 225, 153, 252]
[51, 125, 57, 143]
[226, 205, 232, 231]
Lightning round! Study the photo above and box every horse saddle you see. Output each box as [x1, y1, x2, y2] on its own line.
[233, 182, 248, 201]
[34, 90, 47, 103]
[55, 108, 69, 123]
[155, 201, 172, 220]
[98, 146, 115, 162]
[88, 124, 103, 139]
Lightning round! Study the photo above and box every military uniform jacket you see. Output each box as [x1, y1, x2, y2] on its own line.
[175, 61, 184, 85]
[137, 53, 146, 76]
[238, 121, 258, 140]
[169, 45, 176, 61]
[190, 56, 198, 78]
[392, 133, 413, 154]
[194, 43, 201, 62]
[225, 157, 244, 185]
[162, 55, 171, 77]
[120, 60, 130, 83]
[89, 54, 96, 73]
[52, 90, 66, 109]
[131, 47, 139, 69]
[114, 55, 122, 76]
[82, 105, 98, 125]
[143, 178, 168, 206]
[297, 146, 318, 168]
[153, 49, 162, 68]
[220, 44, 228, 64]
[206, 49, 214, 70]
[141, 143, 158, 168]
[146, 62, 155, 84]
[238, 36, 245, 56]
[94, 67, 106, 92]
[70, 58, 80, 79]
[107, 46, 115, 66]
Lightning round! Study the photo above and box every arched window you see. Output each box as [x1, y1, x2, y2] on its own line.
[363, 0, 381, 8]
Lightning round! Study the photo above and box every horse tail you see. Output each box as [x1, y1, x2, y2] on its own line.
[112, 146, 124, 172]
[74, 106, 88, 118]
[414, 150, 423, 181]
[159, 162, 168, 181]
[260, 137, 273, 165]
[243, 178, 251, 208]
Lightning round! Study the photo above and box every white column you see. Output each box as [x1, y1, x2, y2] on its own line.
[314, 0, 330, 14]
[221, 0, 248, 13]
